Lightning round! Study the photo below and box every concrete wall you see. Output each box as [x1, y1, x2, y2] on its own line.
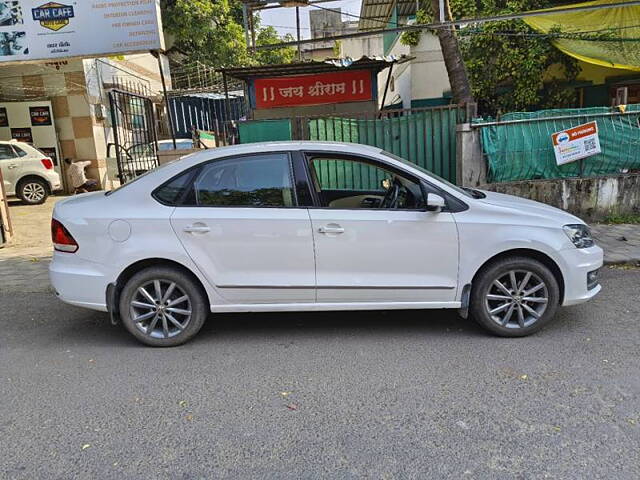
[485, 175, 640, 221]
[456, 124, 640, 220]
[409, 34, 451, 103]
[370, 28, 451, 108]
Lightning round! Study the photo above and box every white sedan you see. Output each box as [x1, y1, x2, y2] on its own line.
[49, 142, 603, 346]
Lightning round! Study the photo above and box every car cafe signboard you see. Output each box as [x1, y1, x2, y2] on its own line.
[551, 121, 601, 166]
[254, 70, 373, 109]
[0, 0, 163, 64]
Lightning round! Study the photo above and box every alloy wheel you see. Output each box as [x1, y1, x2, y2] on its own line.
[129, 279, 192, 339]
[22, 182, 46, 202]
[484, 270, 549, 329]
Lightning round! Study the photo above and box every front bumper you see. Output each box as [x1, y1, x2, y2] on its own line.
[558, 245, 604, 306]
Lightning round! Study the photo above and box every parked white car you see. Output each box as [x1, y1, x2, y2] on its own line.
[0, 140, 61, 204]
[49, 142, 603, 346]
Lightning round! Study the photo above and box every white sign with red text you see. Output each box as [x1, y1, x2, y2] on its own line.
[551, 121, 601, 166]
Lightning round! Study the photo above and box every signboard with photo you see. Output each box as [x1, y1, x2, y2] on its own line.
[0, 0, 163, 63]
[551, 121, 602, 166]
[29, 105, 51, 125]
[0, 106, 8, 127]
[254, 70, 373, 109]
[10, 126, 32, 142]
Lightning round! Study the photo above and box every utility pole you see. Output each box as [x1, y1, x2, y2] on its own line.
[296, 6, 302, 61]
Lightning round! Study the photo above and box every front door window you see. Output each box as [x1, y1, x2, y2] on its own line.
[309, 157, 425, 210]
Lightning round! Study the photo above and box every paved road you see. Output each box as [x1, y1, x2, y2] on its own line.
[1, 268, 639, 479]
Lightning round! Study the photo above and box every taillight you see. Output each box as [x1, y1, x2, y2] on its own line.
[51, 219, 78, 253]
[41, 158, 53, 170]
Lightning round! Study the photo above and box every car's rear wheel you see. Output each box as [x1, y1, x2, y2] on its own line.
[469, 257, 560, 337]
[18, 178, 48, 205]
[119, 266, 208, 347]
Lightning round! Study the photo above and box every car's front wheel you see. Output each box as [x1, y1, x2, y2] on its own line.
[469, 256, 560, 337]
[119, 266, 208, 346]
[18, 178, 49, 205]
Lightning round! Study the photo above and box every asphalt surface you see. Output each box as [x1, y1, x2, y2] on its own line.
[1, 267, 639, 479]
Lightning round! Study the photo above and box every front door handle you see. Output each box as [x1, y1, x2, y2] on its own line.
[183, 224, 210, 234]
[7, 164, 17, 169]
[318, 224, 345, 234]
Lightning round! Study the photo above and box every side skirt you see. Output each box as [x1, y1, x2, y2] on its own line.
[210, 301, 461, 313]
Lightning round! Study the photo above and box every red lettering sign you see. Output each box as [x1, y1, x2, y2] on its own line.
[254, 70, 372, 109]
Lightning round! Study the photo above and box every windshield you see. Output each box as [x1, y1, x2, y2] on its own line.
[380, 150, 479, 199]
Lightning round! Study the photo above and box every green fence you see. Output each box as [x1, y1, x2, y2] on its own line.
[238, 119, 292, 143]
[308, 106, 465, 184]
[475, 105, 640, 183]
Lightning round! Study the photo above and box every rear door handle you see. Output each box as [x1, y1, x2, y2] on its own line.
[318, 224, 345, 234]
[183, 224, 210, 234]
[7, 164, 17, 169]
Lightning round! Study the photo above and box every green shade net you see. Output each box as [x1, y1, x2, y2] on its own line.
[475, 105, 640, 182]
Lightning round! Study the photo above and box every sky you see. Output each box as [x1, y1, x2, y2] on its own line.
[258, 0, 362, 40]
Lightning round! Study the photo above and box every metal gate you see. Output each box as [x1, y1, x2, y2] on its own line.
[108, 89, 159, 183]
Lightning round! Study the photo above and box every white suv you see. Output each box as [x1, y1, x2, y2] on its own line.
[0, 140, 62, 204]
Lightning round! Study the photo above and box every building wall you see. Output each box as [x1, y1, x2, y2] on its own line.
[372, 27, 451, 109]
[0, 53, 170, 191]
[0, 60, 101, 189]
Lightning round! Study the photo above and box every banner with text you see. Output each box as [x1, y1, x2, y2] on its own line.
[254, 70, 373, 109]
[0, 0, 163, 64]
[551, 121, 601, 166]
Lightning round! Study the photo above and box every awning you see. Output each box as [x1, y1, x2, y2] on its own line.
[524, 0, 640, 71]
[218, 56, 411, 81]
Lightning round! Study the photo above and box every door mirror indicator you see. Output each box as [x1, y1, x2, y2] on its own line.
[426, 193, 446, 212]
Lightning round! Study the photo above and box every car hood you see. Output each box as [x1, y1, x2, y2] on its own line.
[476, 190, 585, 225]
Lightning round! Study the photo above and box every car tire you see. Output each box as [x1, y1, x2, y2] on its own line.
[119, 266, 208, 347]
[17, 178, 49, 205]
[469, 256, 560, 337]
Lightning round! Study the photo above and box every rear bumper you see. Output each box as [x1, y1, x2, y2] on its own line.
[558, 245, 604, 306]
[49, 252, 110, 312]
[44, 171, 62, 192]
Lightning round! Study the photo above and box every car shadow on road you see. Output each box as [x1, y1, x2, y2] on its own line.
[54, 307, 488, 348]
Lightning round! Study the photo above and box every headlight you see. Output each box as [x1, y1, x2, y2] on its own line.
[563, 224, 594, 248]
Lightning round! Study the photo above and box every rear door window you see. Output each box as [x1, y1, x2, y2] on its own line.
[192, 153, 295, 207]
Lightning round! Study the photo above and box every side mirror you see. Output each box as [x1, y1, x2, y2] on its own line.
[426, 193, 446, 212]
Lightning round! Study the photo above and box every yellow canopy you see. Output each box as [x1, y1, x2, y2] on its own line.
[524, 0, 640, 71]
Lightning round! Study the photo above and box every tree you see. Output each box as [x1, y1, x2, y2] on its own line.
[402, 0, 582, 115]
[161, 0, 296, 68]
[430, 0, 474, 105]
[452, 0, 580, 116]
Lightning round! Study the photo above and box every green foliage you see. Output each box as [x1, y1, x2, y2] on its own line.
[254, 26, 296, 65]
[452, 0, 581, 116]
[161, 0, 296, 68]
[400, 9, 432, 47]
[602, 213, 640, 224]
[333, 40, 342, 57]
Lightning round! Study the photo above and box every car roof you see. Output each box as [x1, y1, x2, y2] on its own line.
[182, 141, 384, 162]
